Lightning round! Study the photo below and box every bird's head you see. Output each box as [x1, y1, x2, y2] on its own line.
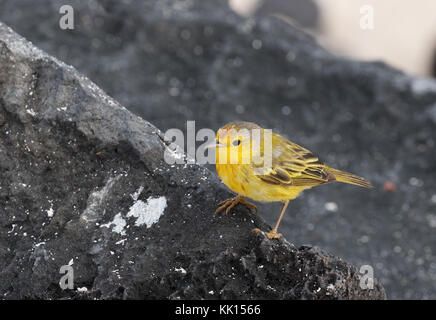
[206, 122, 264, 165]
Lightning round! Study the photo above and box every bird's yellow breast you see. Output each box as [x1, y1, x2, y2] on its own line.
[216, 163, 306, 202]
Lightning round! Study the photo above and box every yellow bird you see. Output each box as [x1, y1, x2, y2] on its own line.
[208, 121, 373, 240]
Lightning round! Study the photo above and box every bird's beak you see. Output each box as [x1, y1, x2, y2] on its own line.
[204, 140, 226, 149]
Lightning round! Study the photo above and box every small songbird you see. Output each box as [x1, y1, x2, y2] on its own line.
[207, 121, 373, 240]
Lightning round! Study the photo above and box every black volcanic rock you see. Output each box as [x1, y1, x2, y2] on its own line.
[0, 23, 385, 299]
[1, 0, 436, 299]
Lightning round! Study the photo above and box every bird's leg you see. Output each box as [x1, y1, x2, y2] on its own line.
[215, 195, 258, 215]
[264, 200, 289, 239]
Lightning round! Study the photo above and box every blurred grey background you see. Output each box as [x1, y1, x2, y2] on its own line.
[0, 0, 436, 299]
[230, 0, 436, 78]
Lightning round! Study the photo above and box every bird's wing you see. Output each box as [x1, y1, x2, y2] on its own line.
[254, 133, 334, 187]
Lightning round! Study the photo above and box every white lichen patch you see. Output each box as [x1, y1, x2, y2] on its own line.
[100, 213, 127, 235]
[127, 196, 167, 228]
[47, 207, 54, 217]
[80, 175, 121, 224]
[46, 201, 54, 217]
[175, 267, 187, 274]
[326, 284, 335, 295]
[99, 184, 166, 235]
[115, 239, 127, 245]
[131, 185, 144, 201]
[26, 108, 36, 116]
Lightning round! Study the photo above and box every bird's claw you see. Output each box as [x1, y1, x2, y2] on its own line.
[265, 231, 282, 239]
[215, 196, 258, 215]
[252, 228, 282, 239]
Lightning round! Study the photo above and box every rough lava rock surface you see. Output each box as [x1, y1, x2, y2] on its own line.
[0, 23, 386, 299]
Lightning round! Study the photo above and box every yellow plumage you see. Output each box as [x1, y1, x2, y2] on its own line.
[211, 121, 373, 239]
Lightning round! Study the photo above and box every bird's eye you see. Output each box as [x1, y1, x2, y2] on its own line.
[232, 139, 241, 146]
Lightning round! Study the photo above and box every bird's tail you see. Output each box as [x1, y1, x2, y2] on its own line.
[325, 167, 374, 189]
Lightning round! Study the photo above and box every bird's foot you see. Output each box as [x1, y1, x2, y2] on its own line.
[265, 231, 282, 239]
[215, 195, 257, 215]
[252, 228, 282, 239]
